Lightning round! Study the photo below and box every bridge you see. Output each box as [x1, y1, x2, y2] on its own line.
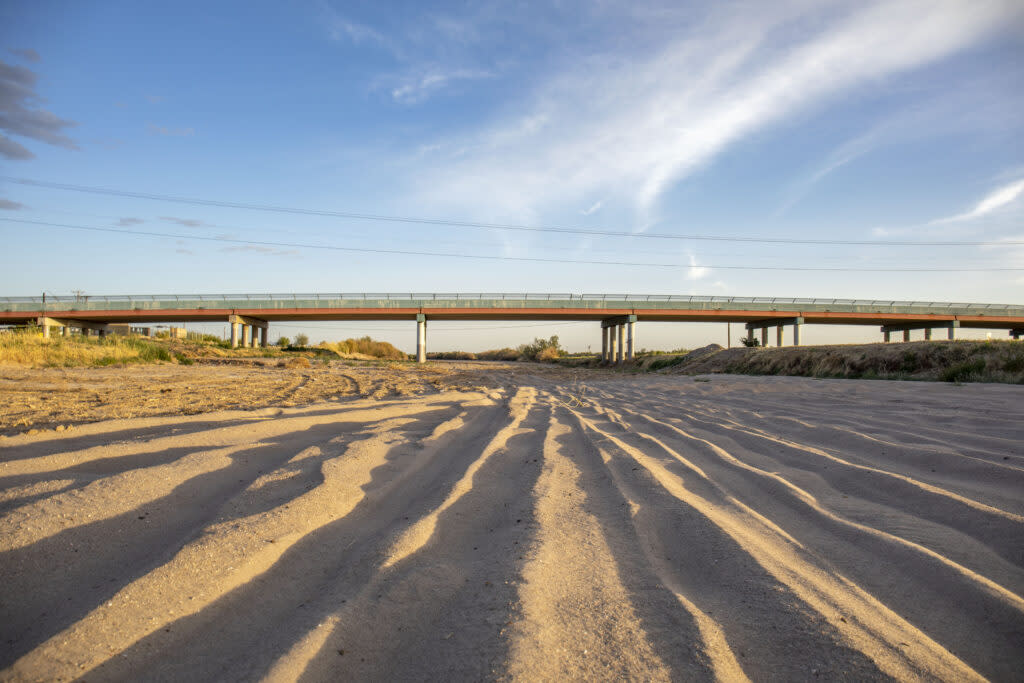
[3, 293, 1023, 363]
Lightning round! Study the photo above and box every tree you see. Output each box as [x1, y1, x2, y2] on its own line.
[293, 333, 309, 347]
[740, 336, 760, 347]
[518, 335, 564, 361]
[276, 336, 291, 348]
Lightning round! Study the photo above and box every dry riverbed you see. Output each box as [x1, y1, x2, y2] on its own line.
[1, 363, 1022, 681]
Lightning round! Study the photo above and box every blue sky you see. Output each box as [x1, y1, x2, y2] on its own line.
[1, 0, 1023, 351]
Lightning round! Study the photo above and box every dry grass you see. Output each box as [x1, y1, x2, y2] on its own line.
[320, 337, 407, 360]
[663, 340, 1024, 384]
[0, 331, 173, 368]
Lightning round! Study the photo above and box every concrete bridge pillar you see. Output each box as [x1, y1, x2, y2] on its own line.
[793, 321, 801, 346]
[617, 325, 625, 365]
[924, 328, 932, 341]
[884, 330, 891, 343]
[251, 326, 259, 348]
[627, 315, 637, 360]
[260, 327, 268, 348]
[229, 315, 267, 350]
[416, 314, 426, 363]
[947, 321, 959, 340]
[903, 329, 911, 342]
[777, 325, 784, 347]
[608, 325, 617, 364]
[760, 327, 768, 347]
[601, 325, 609, 363]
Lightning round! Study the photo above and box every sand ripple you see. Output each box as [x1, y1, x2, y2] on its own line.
[1, 373, 1022, 681]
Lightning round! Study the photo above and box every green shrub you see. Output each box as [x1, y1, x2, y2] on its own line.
[518, 335, 564, 361]
[940, 358, 986, 383]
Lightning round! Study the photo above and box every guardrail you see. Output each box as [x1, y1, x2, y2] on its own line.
[3, 293, 1023, 317]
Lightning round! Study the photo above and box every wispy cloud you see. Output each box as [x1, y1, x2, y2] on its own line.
[390, 68, 492, 104]
[580, 200, 603, 216]
[117, 217, 144, 226]
[0, 59, 78, 159]
[159, 216, 205, 227]
[0, 198, 25, 210]
[8, 48, 40, 63]
[145, 95, 166, 104]
[147, 123, 194, 137]
[776, 130, 880, 216]
[409, 1, 1020, 222]
[221, 245, 299, 257]
[931, 178, 1024, 225]
[686, 253, 709, 281]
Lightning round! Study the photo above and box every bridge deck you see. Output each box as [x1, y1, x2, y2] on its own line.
[2, 294, 1023, 329]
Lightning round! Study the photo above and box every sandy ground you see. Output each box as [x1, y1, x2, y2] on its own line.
[1, 362, 1023, 681]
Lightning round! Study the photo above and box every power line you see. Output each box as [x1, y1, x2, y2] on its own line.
[3, 175, 1020, 247]
[3, 217, 1020, 272]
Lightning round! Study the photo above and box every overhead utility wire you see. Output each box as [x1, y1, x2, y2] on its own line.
[2, 217, 1020, 273]
[3, 176, 1020, 247]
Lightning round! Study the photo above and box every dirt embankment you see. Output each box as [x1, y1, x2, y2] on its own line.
[632, 340, 1024, 383]
[1, 370, 1022, 681]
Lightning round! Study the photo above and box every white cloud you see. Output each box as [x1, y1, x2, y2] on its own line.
[686, 253, 709, 281]
[409, 1, 1020, 221]
[390, 68, 492, 105]
[935, 178, 1024, 224]
[580, 200, 603, 216]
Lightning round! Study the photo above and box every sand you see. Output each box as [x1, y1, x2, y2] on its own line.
[1, 363, 1022, 681]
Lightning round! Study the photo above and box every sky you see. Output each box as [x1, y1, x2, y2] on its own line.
[1, 0, 1023, 352]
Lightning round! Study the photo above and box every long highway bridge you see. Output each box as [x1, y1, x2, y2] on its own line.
[3, 293, 1023, 363]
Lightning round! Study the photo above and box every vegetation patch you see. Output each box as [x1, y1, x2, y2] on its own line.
[650, 340, 1024, 384]
[0, 330, 180, 367]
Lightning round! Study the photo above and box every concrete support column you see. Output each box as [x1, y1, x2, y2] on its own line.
[622, 317, 630, 362]
[230, 322, 240, 348]
[924, 328, 932, 341]
[948, 321, 958, 340]
[260, 327, 268, 348]
[883, 331, 891, 343]
[777, 325, 784, 347]
[42, 322, 50, 338]
[903, 330, 911, 342]
[608, 325, 617, 364]
[793, 322, 801, 346]
[98, 328, 107, 339]
[601, 325, 608, 363]
[62, 326, 69, 337]
[760, 327, 768, 347]
[616, 325, 625, 365]
[416, 313, 426, 364]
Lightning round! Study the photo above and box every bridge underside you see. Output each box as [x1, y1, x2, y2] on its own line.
[3, 296, 1022, 362]
[1, 307, 1021, 329]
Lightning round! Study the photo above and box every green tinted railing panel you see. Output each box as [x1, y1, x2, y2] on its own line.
[3, 293, 1023, 317]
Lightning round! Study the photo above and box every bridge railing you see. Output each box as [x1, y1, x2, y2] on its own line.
[3, 293, 1022, 316]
